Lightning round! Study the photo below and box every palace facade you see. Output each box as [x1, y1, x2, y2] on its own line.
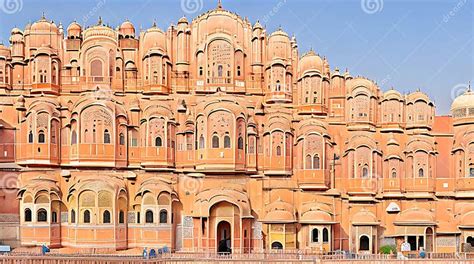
[0, 2, 473, 255]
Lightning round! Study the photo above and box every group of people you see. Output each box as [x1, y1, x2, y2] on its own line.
[142, 246, 169, 259]
[398, 242, 426, 259]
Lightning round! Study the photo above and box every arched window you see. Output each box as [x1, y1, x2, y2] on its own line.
[359, 235, 370, 251]
[104, 129, 111, 144]
[103, 210, 111, 223]
[271, 241, 283, 250]
[218, 65, 223, 77]
[159, 209, 168, 224]
[237, 136, 244, 150]
[37, 209, 47, 222]
[155, 136, 162, 147]
[28, 131, 33, 143]
[84, 129, 89, 143]
[145, 210, 154, 223]
[306, 154, 312, 169]
[39, 70, 46, 83]
[52, 65, 57, 84]
[323, 228, 329, 243]
[313, 155, 320, 169]
[275, 80, 281, 91]
[199, 135, 205, 149]
[199, 66, 203, 76]
[24, 208, 32, 222]
[470, 168, 474, 178]
[362, 166, 369, 178]
[237, 66, 241, 76]
[90, 59, 103, 77]
[83, 210, 91, 223]
[38, 130, 46, 143]
[51, 211, 57, 223]
[391, 169, 397, 178]
[467, 236, 474, 246]
[71, 209, 76, 223]
[71, 130, 77, 145]
[119, 133, 125, 145]
[224, 135, 231, 148]
[276, 146, 282, 156]
[153, 71, 158, 84]
[212, 134, 220, 148]
[249, 137, 255, 154]
[119, 210, 125, 224]
[311, 228, 319, 243]
[418, 168, 425, 178]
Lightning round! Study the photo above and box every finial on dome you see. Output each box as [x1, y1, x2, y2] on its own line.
[468, 81, 472, 92]
[217, 0, 223, 9]
[152, 19, 157, 28]
[41, 12, 46, 20]
[97, 16, 103, 26]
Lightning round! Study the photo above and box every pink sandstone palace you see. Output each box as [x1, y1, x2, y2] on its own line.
[0, 1, 472, 256]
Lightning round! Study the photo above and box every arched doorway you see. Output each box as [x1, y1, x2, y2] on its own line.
[271, 241, 283, 249]
[217, 221, 231, 254]
[425, 227, 434, 252]
[359, 235, 370, 251]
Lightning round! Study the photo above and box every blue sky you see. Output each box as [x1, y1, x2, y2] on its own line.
[0, 0, 472, 115]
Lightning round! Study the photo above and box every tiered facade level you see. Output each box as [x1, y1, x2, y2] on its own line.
[0, 3, 473, 254]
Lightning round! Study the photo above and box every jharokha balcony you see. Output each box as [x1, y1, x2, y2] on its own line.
[346, 178, 378, 195]
[296, 169, 331, 190]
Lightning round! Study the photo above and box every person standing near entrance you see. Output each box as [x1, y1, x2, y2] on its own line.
[401, 241, 411, 258]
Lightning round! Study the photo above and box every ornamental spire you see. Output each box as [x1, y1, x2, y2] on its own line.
[217, 0, 223, 9]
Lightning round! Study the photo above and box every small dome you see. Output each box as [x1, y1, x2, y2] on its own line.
[331, 67, 342, 77]
[178, 16, 188, 24]
[119, 20, 135, 37]
[451, 86, 474, 122]
[11, 28, 23, 35]
[262, 200, 296, 223]
[253, 20, 263, 30]
[394, 208, 435, 225]
[268, 28, 290, 60]
[82, 18, 116, 40]
[298, 50, 323, 75]
[383, 89, 403, 101]
[300, 210, 333, 224]
[142, 25, 166, 52]
[31, 16, 58, 33]
[67, 21, 82, 38]
[407, 90, 431, 104]
[269, 27, 289, 38]
[451, 88, 474, 111]
[351, 209, 379, 225]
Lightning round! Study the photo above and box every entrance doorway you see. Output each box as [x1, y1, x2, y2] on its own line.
[425, 227, 434, 252]
[271, 241, 283, 249]
[217, 221, 231, 254]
